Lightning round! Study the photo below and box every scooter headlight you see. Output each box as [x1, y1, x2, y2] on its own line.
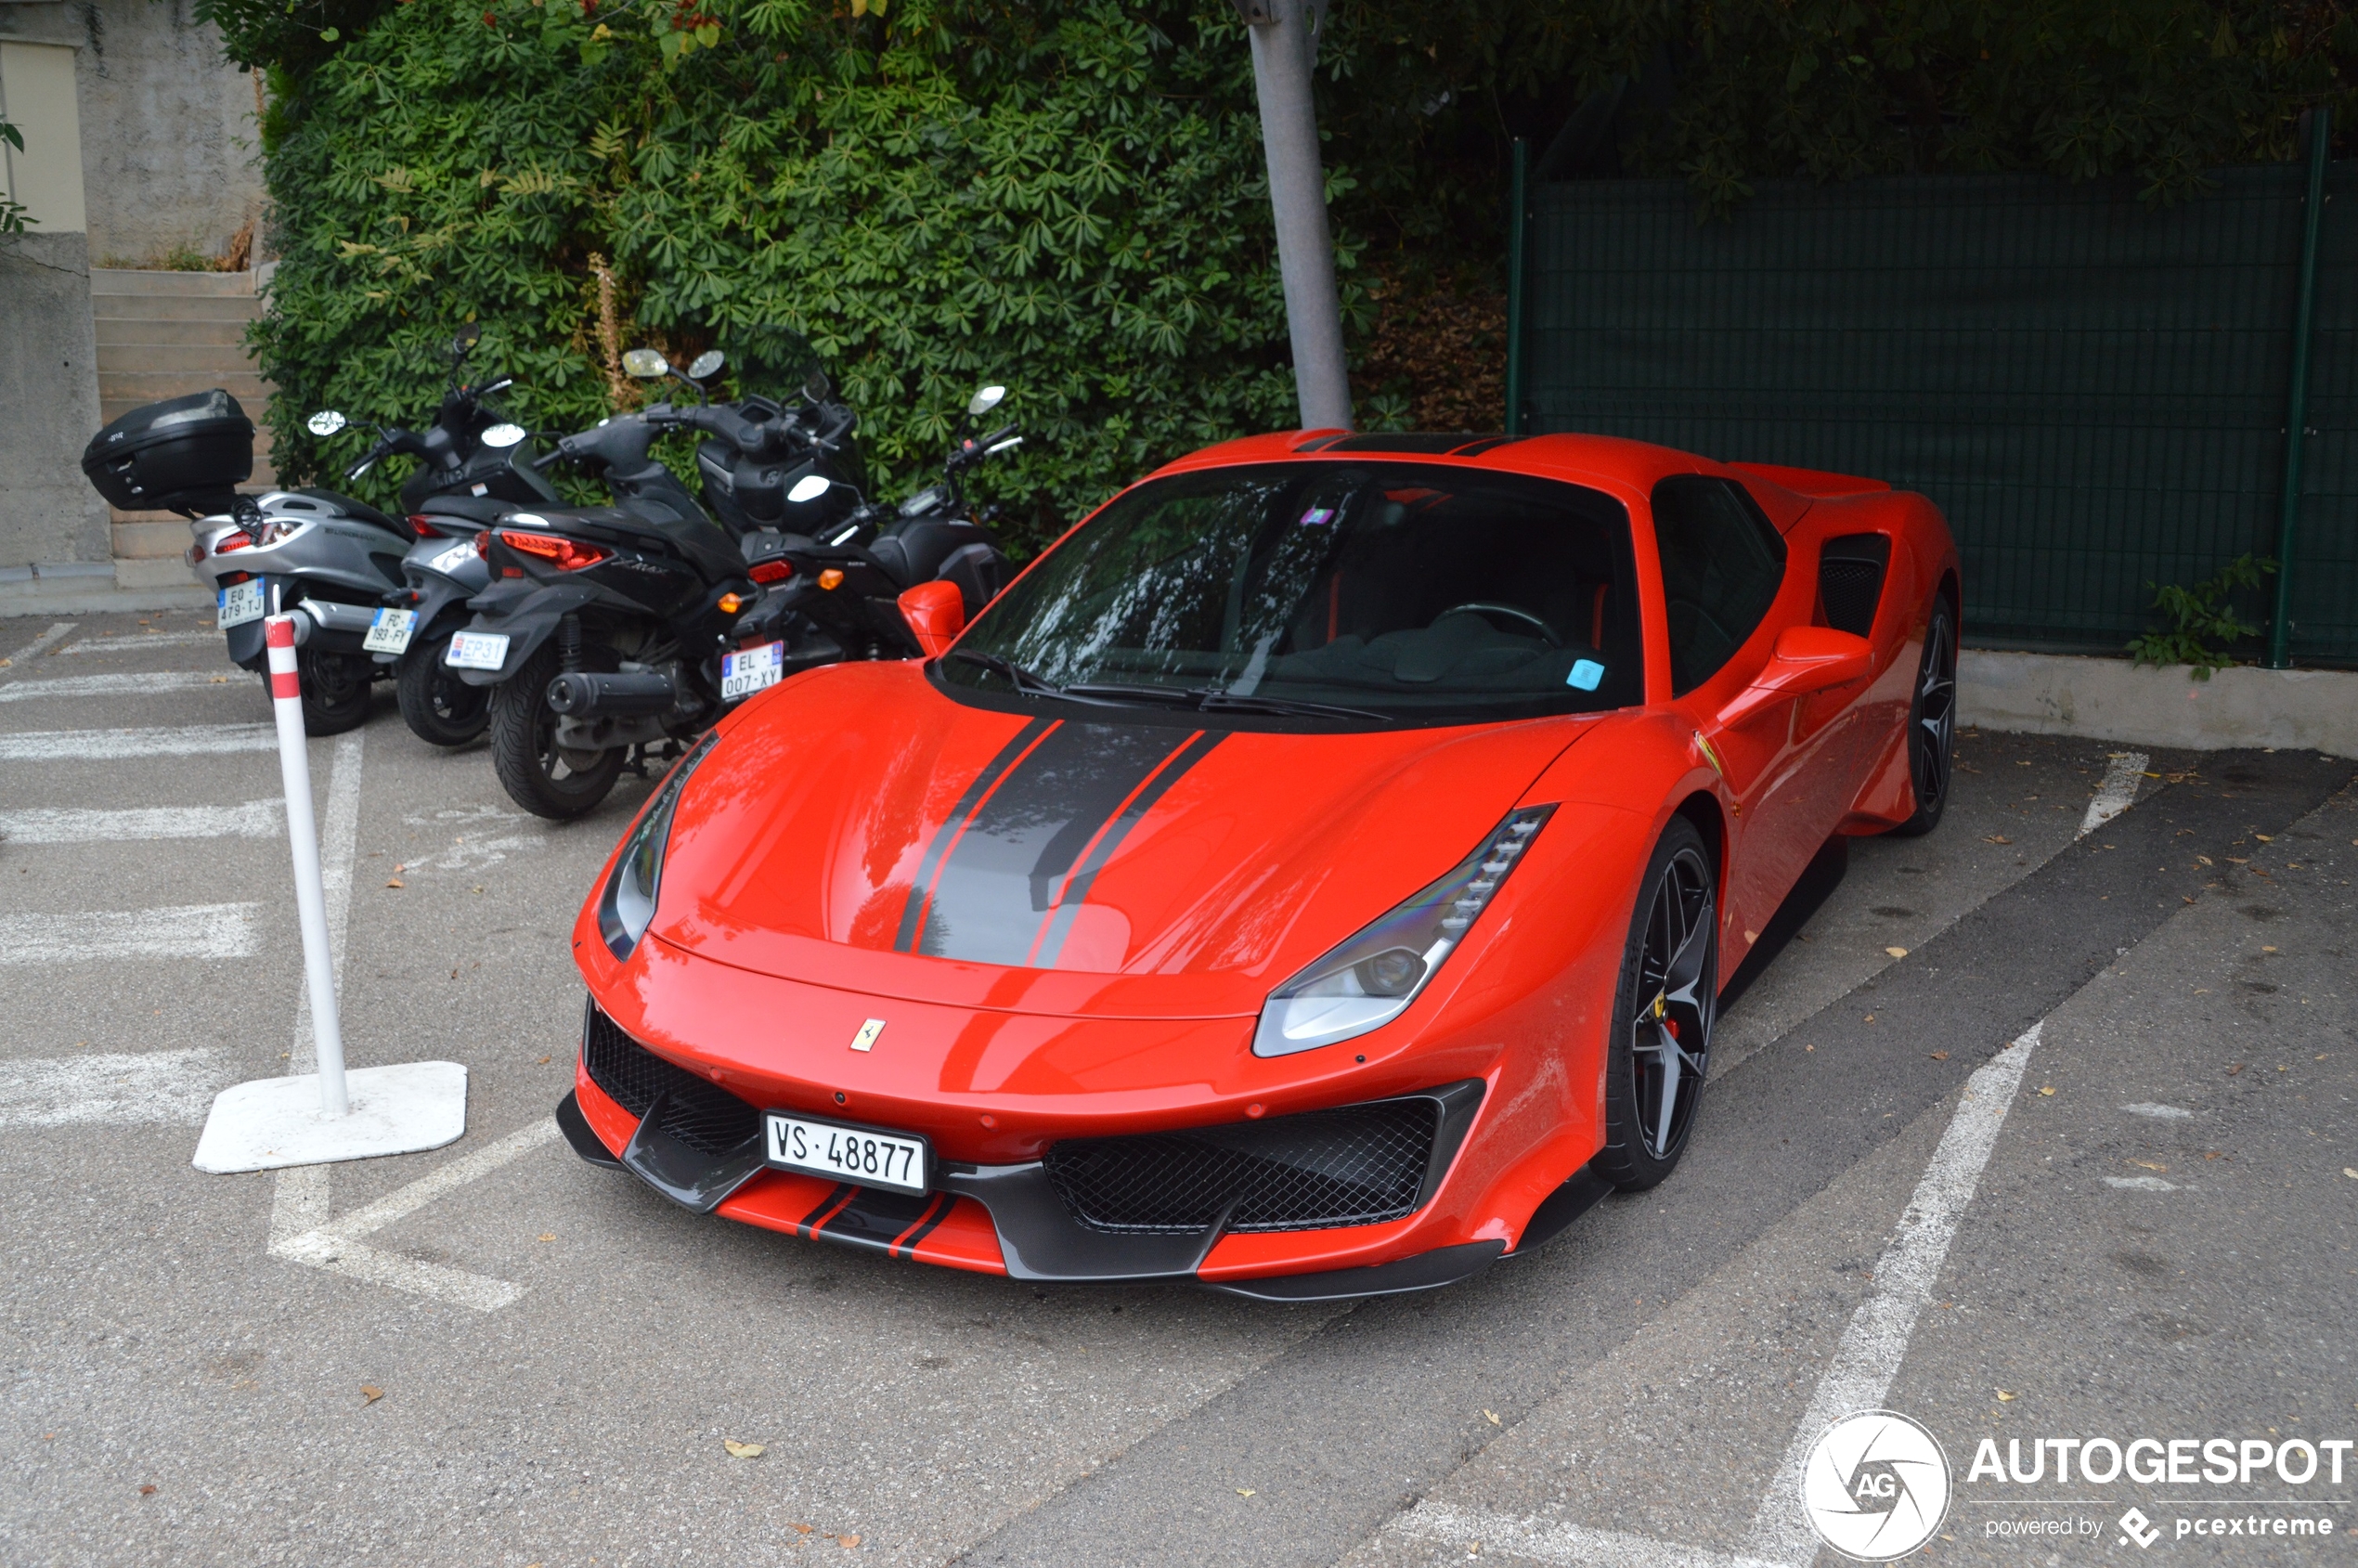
[1251, 806, 1554, 1058]
[597, 732, 719, 961]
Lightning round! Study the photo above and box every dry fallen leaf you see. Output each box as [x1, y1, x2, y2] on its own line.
[2262, 945, 2279, 953]
[538, 1233, 557, 1243]
[1237, 1488, 1257, 1497]
[2255, 834, 2274, 842]
[1864, 1014, 1876, 1024]
[2196, 854, 2214, 865]
[360, 1385, 383, 1406]
[1982, 834, 2012, 845]
[2206, 1151, 2224, 1160]
[1484, 1409, 1500, 1425]
[2131, 1160, 2168, 1173]
[1928, 1051, 1949, 1061]
[838, 1536, 861, 1549]
[2039, 1086, 2056, 1096]
[385, 878, 404, 888]
[723, 1439, 765, 1458]
[537, 1055, 552, 1065]
[789, 1523, 815, 1535]
[1996, 1390, 2016, 1402]
[2227, 1063, 2246, 1075]
[1885, 946, 1909, 959]
[2344, 1169, 2358, 1181]
[138, 1484, 157, 1496]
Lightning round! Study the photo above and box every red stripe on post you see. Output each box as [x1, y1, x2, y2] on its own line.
[265, 615, 295, 649]
[271, 671, 302, 700]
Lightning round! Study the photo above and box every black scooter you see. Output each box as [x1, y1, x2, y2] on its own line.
[449, 346, 883, 818]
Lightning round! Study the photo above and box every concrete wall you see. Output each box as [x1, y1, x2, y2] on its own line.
[1960, 650, 2358, 759]
[0, 0, 263, 266]
[0, 229, 110, 565]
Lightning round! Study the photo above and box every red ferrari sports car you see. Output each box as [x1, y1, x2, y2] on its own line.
[556, 429, 1959, 1301]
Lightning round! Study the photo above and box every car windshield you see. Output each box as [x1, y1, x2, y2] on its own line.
[939, 460, 1643, 726]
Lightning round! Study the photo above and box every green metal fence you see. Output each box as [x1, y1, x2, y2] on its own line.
[1508, 156, 2358, 667]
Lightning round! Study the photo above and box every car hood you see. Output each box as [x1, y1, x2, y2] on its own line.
[649, 663, 1594, 1018]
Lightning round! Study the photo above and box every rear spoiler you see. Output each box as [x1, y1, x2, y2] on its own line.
[1727, 461, 1891, 499]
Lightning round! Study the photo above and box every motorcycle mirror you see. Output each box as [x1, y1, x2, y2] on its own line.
[452, 323, 483, 354]
[967, 384, 1007, 417]
[686, 349, 725, 381]
[787, 474, 833, 505]
[623, 348, 670, 379]
[802, 369, 833, 403]
[305, 410, 349, 437]
[481, 422, 527, 448]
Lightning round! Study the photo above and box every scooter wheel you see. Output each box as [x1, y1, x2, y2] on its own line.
[488, 642, 624, 820]
[260, 649, 372, 736]
[396, 632, 490, 747]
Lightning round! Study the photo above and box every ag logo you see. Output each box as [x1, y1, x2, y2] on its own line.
[1799, 1409, 1951, 1561]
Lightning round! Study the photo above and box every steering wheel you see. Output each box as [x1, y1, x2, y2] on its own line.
[1434, 602, 1563, 647]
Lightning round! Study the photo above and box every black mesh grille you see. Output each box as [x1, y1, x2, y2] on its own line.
[581, 1004, 761, 1157]
[1043, 1098, 1440, 1234]
[1819, 534, 1891, 637]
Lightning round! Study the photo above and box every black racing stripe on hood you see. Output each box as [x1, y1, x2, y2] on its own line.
[893, 718, 1058, 953]
[1030, 730, 1222, 968]
[913, 722, 1216, 966]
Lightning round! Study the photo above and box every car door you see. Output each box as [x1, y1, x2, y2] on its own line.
[1652, 475, 1848, 952]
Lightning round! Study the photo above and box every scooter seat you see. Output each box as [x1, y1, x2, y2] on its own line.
[294, 487, 415, 540]
[416, 494, 523, 528]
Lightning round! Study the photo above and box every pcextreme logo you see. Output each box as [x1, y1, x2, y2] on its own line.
[1800, 1410, 1953, 1562]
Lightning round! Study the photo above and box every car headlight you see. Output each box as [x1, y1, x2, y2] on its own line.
[1252, 805, 1555, 1058]
[597, 732, 719, 961]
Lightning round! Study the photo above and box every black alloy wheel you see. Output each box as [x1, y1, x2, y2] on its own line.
[265, 648, 372, 736]
[488, 641, 625, 820]
[396, 631, 491, 747]
[1596, 816, 1717, 1191]
[1894, 599, 1957, 837]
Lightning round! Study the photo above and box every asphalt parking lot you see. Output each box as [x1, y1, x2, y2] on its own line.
[3, 609, 2352, 1567]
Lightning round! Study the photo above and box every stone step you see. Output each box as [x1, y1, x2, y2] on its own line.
[113, 557, 207, 592]
[97, 342, 266, 374]
[111, 519, 192, 560]
[91, 267, 259, 298]
[100, 370, 270, 405]
[93, 317, 254, 348]
[94, 295, 262, 324]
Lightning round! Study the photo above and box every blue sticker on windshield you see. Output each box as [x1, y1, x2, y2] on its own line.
[1567, 659, 1605, 691]
[1297, 506, 1335, 526]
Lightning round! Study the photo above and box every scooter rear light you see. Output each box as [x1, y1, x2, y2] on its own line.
[748, 559, 793, 585]
[215, 531, 254, 553]
[408, 514, 444, 538]
[219, 571, 253, 587]
[497, 529, 611, 572]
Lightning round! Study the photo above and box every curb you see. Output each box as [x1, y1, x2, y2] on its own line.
[1961, 649, 2358, 758]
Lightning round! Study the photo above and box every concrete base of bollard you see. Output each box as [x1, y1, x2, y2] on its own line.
[192, 1061, 470, 1173]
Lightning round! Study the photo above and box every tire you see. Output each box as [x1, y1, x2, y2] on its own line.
[1891, 599, 1958, 837]
[259, 649, 372, 736]
[488, 641, 624, 820]
[396, 631, 490, 747]
[1594, 816, 1717, 1192]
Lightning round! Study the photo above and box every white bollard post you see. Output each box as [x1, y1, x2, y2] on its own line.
[265, 614, 349, 1116]
[189, 616, 469, 1173]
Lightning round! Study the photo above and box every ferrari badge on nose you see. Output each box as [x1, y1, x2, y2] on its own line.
[850, 1018, 886, 1053]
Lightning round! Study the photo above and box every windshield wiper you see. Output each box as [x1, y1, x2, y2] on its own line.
[1062, 681, 1389, 723]
[948, 649, 1066, 698]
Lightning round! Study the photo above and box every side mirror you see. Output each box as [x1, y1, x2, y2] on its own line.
[786, 473, 832, 505]
[306, 410, 348, 437]
[1718, 626, 1874, 725]
[966, 384, 1006, 418]
[686, 350, 725, 381]
[452, 323, 483, 354]
[802, 369, 833, 403]
[622, 348, 670, 379]
[897, 579, 966, 660]
[481, 422, 526, 448]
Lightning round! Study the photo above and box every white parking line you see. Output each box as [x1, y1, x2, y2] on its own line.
[1392, 1022, 2043, 1568]
[0, 1047, 226, 1127]
[0, 622, 78, 671]
[0, 903, 259, 964]
[0, 724, 277, 761]
[0, 801, 281, 844]
[0, 671, 249, 705]
[55, 630, 223, 654]
[2079, 751, 2148, 838]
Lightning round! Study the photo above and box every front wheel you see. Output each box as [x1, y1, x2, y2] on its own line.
[260, 649, 373, 736]
[488, 642, 624, 820]
[396, 631, 490, 747]
[1892, 600, 1957, 837]
[1594, 816, 1717, 1192]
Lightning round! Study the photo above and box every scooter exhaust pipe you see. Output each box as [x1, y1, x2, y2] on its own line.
[546, 670, 677, 718]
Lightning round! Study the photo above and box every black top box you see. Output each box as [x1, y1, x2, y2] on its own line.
[83, 389, 255, 515]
